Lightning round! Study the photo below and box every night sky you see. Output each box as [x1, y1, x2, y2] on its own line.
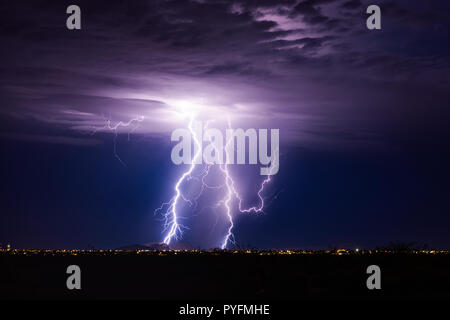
[1, 0, 449, 249]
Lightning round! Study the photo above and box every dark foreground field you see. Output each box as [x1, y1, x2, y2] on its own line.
[1, 251, 449, 300]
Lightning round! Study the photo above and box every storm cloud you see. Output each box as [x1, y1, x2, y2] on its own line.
[0, 0, 448, 151]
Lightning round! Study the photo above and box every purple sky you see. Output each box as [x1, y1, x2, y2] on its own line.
[1, 0, 448, 150]
[1, 0, 450, 249]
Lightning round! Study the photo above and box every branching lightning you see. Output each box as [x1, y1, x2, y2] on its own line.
[92, 110, 274, 249]
[156, 115, 203, 245]
[216, 120, 277, 249]
[158, 115, 276, 249]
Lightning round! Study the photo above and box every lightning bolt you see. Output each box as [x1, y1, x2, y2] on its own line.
[158, 116, 276, 249]
[219, 164, 277, 249]
[216, 120, 277, 249]
[218, 159, 236, 249]
[157, 115, 203, 245]
[92, 115, 144, 166]
[92, 112, 275, 249]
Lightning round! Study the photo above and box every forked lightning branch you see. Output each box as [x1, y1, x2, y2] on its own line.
[158, 117, 280, 249]
[93, 114, 280, 249]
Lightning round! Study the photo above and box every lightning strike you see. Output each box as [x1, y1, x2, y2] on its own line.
[216, 121, 277, 249]
[92, 115, 144, 166]
[157, 115, 277, 249]
[204, 120, 276, 249]
[159, 115, 203, 245]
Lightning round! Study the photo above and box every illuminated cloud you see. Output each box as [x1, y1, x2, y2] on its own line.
[0, 0, 448, 150]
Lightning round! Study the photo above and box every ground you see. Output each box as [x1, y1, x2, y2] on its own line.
[1, 251, 449, 300]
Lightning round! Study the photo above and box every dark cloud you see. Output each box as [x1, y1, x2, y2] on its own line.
[290, 0, 339, 24]
[0, 0, 449, 148]
[341, 0, 362, 10]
